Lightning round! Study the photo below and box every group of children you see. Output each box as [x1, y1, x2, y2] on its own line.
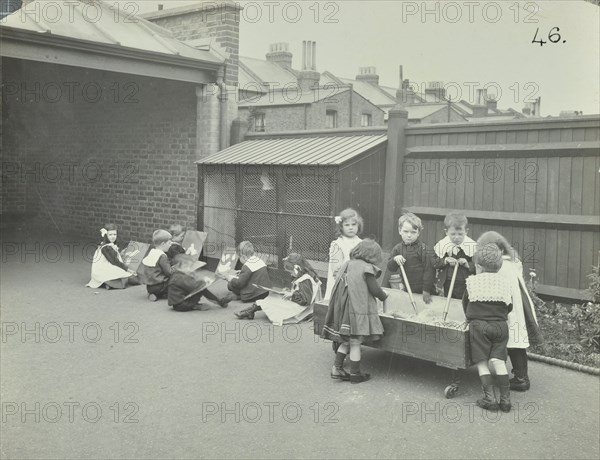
[320, 208, 541, 413]
[87, 209, 541, 412]
[86, 225, 322, 319]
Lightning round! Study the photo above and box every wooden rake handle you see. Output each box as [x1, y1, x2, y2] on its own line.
[443, 263, 460, 321]
[399, 263, 418, 315]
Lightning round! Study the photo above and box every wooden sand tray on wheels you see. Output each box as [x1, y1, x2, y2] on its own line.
[313, 287, 473, 398]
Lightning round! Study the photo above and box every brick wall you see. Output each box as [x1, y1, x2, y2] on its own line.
[143, 3, 241, 86]
[238, 89, 385, 133]
[2, 58, 207, 242]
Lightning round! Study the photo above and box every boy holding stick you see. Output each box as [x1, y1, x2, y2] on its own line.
[433, 212, 477, 299]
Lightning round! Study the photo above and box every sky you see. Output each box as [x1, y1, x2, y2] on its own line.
[124, 0, 599, 116]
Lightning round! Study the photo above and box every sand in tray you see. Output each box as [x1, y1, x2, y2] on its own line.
[381, 288, 468, 330]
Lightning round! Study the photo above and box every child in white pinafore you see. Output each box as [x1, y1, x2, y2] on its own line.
[477, 231, 543, 392]
[323, 208, 363, 300]
[86, 224, 135, 290]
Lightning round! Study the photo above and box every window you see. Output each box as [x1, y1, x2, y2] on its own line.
[254, 113, 265, 132]
[325, 110, 337, 129]
[361, 113, 372, 127]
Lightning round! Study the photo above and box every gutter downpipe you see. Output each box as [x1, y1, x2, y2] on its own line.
[217, 66, 228, 150]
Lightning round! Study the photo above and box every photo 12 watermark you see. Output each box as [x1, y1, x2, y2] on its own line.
[1, 401, 139, 424]
[201, 401, 339, 423]
[1, 321, 140, 344]
[397, 400, 540, 423]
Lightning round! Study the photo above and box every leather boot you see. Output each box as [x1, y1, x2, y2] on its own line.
[497, 375, 512, 412]
[476, 374, 499, 411]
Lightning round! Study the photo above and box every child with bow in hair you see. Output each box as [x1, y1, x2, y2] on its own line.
[86, 224, 136, 290]
[324, 208, 363, 300]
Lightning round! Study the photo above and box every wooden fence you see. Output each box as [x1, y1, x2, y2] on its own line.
[399, 116, 600, 299]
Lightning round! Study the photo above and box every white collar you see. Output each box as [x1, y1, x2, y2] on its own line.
[466, 273, 512, 305]
[142, 248, 164, 267]
[244, 256, 267, 272]
[434, 235, 477, 258]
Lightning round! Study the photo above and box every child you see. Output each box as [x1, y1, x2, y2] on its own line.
[282, 253, 323, 306]
[140, 229, 173, 301]
[86, 224, 136, 290]
[324, 208, 363, 300]
[383, 213, 435, 304]
[168, 255, 212, 312]
[462, 244, 513, 412]
[433, 212, 477, 298]
[321, 239, 388, 384]
[223, 241, 272, 318]
[477, 231, 543, 392]
[166, 224, 187, 263]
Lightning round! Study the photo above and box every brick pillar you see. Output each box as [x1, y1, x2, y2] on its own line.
[382, 105, 408, 250]
[196, 85, 220, 159]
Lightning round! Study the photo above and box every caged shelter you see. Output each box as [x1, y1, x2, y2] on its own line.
[195, 131, 388, 283]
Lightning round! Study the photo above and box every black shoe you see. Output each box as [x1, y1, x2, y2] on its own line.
[234, 306, 255, 319]
[350, 373, 371, 384]
[330, 366, 351, 381]
[510, 375, 530, 391]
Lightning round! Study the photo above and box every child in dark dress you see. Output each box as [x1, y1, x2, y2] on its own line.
[433, 212, 476, 298]
[322, 239, 388, 384]
[382, 213, 435, 304]
[463, 244, 513, 412]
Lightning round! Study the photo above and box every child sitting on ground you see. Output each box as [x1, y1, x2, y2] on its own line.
[463, 243, 513, 412]
[140, 229, 173, 301]
[222, 241, 271, 318]
[433, 212, 476, 298]
[383, 212, 435, 304]
[168, 254, 212, 312]
[86, 223, 137, 289]
[281, 253, 323, 306]
[166, 224, 187, 263]
[322, 239, 388, 384]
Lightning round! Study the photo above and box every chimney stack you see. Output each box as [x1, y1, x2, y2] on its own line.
[158, 4, 163, 10]
[356, 66, 379, 86]
[297, 40, 320, 91]
[424, 81, 446, 102]
[266, 42, 293, 68]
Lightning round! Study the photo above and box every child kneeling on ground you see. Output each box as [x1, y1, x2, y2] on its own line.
[221, 241, 271, 319]
[463, 243, 513, 412]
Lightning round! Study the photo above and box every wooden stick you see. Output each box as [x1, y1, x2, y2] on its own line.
[399, 263, 418, 314]
[443, 263, 459, 321]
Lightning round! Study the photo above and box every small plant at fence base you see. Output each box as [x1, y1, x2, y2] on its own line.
[527, 265, 600, 367]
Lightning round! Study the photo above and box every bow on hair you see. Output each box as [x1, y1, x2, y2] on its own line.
[100, 228, 108, 237]
[334, 216, 342, 224]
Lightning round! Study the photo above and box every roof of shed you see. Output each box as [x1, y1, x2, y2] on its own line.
[197, 134, 388, 165]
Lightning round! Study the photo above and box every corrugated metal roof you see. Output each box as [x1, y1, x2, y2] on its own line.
[2, 0, 222, 64]
[197, 134, 388, 165]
